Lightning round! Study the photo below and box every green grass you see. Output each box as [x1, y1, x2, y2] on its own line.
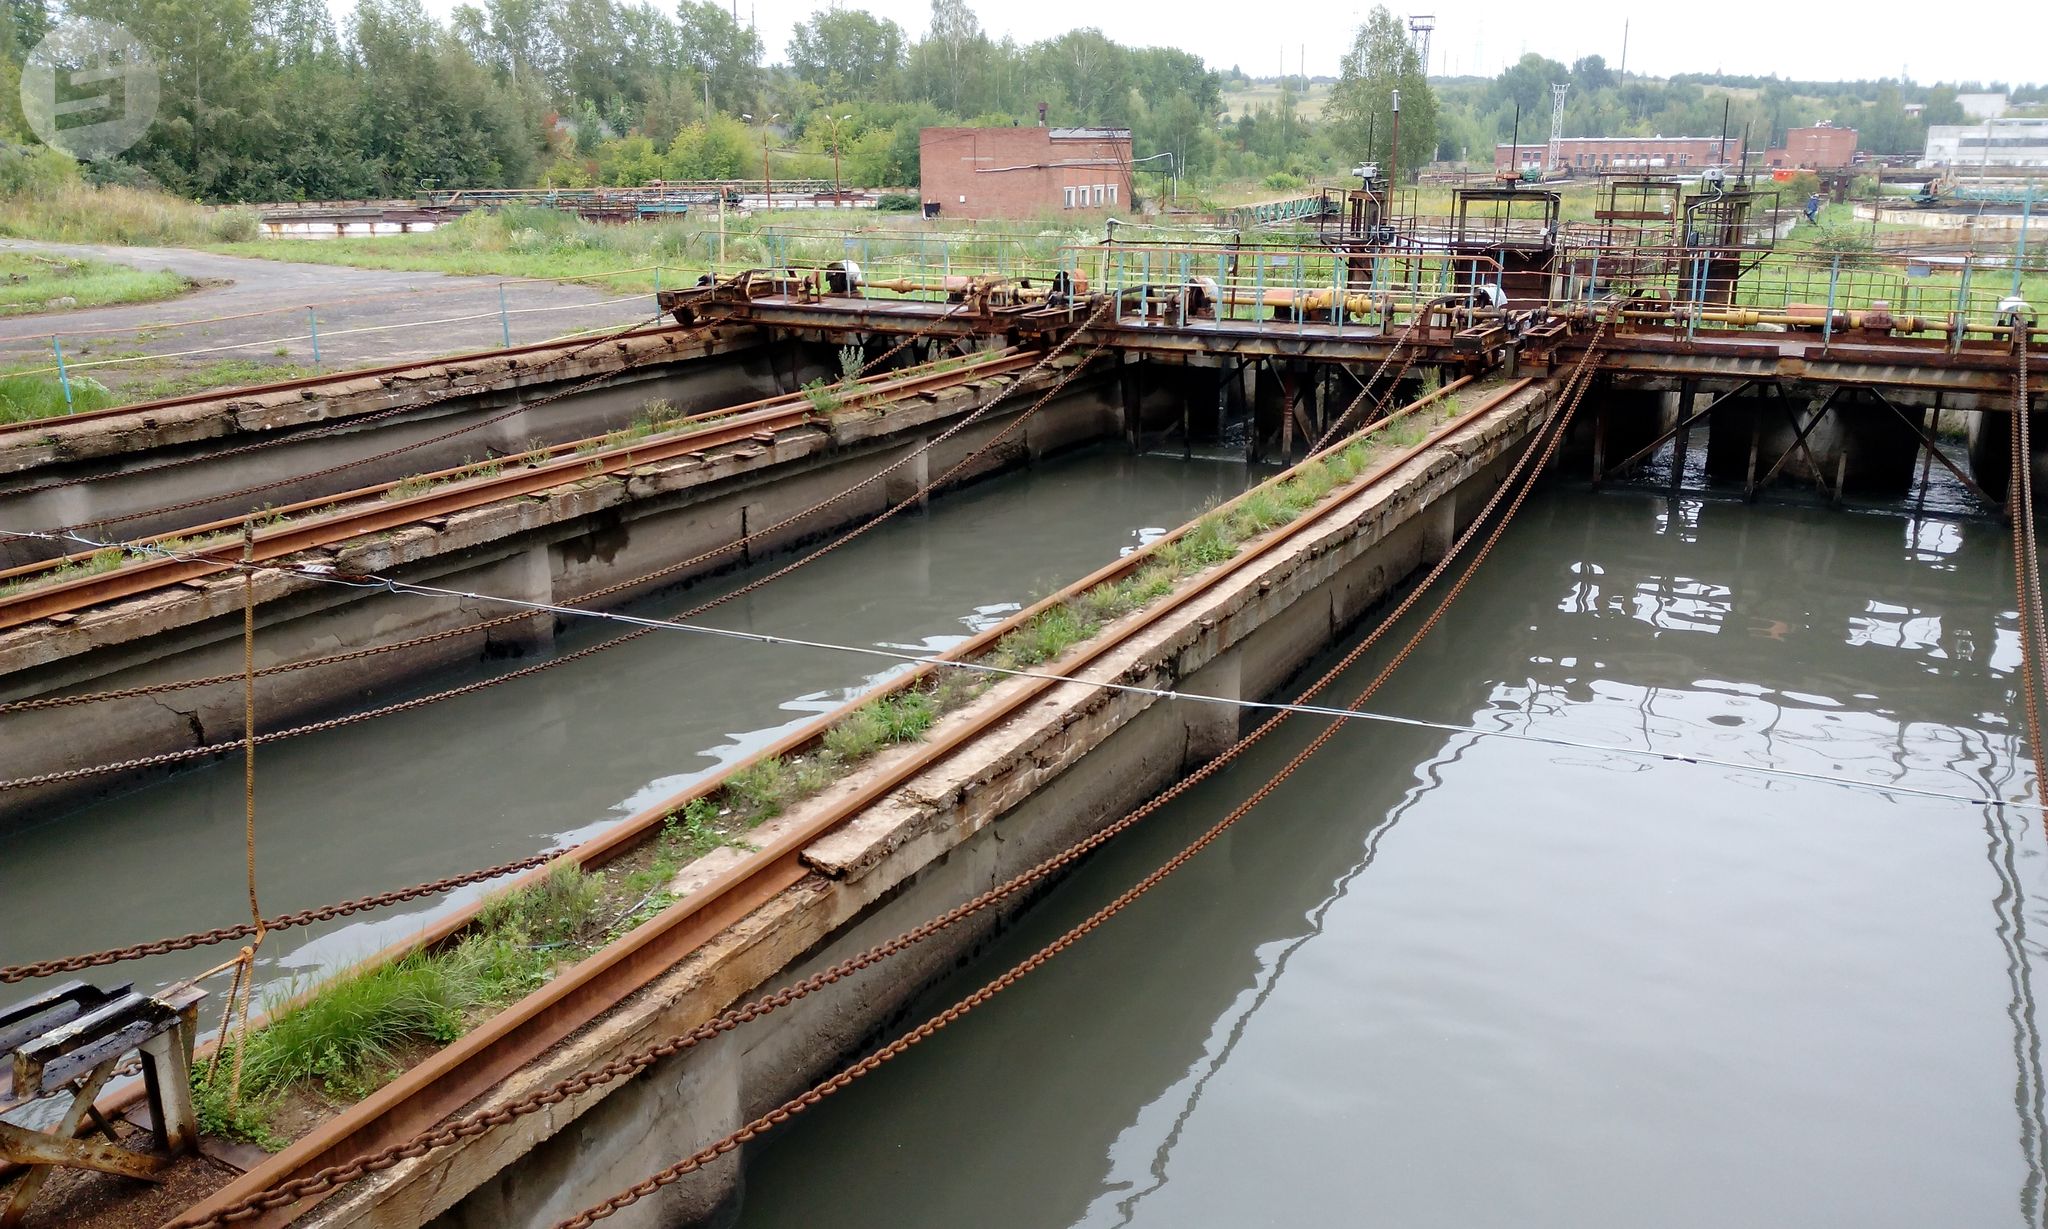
[0, 371, 117, 423]
[124, 360, 320, 402]
[0, 358, 320, 426]
[195, 866, 607, 1145]
[0, 252, 189, 317]
[0, 181, 259, 246]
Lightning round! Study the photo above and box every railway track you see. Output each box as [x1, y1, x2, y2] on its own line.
[173, 375, 1531, 1228]
[0, 348, 1038, 631]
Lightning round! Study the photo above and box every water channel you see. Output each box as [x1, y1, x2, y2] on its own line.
[0, 446, 1252, 1009]
[732, 486, 2045, 1229]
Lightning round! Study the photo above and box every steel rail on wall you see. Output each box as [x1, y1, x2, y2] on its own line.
[0, 350, 1037, 629]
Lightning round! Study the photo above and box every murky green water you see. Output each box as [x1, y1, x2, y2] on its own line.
[0, 447, 1252, 1007]
[732, 488, 2045, 1229]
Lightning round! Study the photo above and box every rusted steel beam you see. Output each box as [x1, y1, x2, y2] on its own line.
[1600, 381, 1754, 480]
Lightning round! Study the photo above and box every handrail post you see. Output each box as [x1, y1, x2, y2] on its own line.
[307, 308, 321, 365]
[1954, 259, 1972, 355]
[51, 335, 72, 408]
[1822, 254, 1841, 349]
[498, 284, 512, 347]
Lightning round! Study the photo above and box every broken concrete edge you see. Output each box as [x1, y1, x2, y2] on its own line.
[295, 382, 1551, 1229]
[0, 328, 762, 478]
[0, 362, 1076, 682]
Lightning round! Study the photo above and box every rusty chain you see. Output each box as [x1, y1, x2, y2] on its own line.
[6, 302, 1117, 990]
[2009, 331, 2048, 825]
[170, 309, 1599, 1229]
[546, 303, 1622, 1229]
[0, 852, 557, 984]
[1308, 295, 1452, 455]
[3, 301, 1109, 721]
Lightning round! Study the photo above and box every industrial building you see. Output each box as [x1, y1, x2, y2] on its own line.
[1495, 136, 1744, 174]
[918, 125, 1135, 219]
[1763, 123, 1859, 170]
[1923, 117, 2048, 169]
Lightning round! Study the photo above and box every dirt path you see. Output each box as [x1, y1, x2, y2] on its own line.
[0, 241, 660, 392]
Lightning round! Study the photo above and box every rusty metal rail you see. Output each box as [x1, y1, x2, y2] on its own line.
[169, 376, 1535, 1229]
[0, 350, 1038, 632]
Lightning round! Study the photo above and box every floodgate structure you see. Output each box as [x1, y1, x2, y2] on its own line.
[1, 175, 2045, 1229]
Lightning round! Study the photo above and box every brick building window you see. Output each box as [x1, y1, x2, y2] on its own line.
[1093, 185, 1104, 205]
[1063, 187, 1075, 209]
[1108, 184, 1117, 204]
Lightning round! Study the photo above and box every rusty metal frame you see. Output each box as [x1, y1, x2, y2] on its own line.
[1750, 386, 1844, 502]
[1866, 387, 1996, 507]
[1597, 380, 1755, 483]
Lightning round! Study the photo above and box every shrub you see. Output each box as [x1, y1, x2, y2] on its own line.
[876, 192, 920, 212]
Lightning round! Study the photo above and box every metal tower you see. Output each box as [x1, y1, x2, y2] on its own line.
[1548, 82, 1569, 173]
[1408, 15, 1435, 71]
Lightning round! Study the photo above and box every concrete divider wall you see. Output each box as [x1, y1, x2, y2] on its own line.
[316, 384, 1551, 1229]
[0, 367, 1122, 829]
[0, 333, 830, 567]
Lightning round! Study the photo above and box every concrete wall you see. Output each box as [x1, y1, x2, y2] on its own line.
[0, 367, 1122, 828]
[344, 386, 1551, 1229]
[0, 338, 809, 567]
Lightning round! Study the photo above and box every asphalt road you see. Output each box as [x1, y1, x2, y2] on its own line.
[0, 240, 662, 392]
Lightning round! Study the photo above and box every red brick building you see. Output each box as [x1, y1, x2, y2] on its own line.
[920, 126, 1134, 219]
[1763, 124, 1859, 170]
[1495, 136, 1744, 174]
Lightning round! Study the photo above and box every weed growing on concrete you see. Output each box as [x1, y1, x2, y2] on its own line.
[189, 866, 610, 1146]
[823, 692, 939, 761]
[837, 344, 865, 381]
[724, 757, 797, 819]
[991, 602, 1102, 670]
[801, 377, 844, 414]
[385, 473, 433, 501]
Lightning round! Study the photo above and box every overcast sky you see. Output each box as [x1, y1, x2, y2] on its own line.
[405, 0, 2044, 86]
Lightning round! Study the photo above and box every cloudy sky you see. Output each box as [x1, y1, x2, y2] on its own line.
[423, 0, 2042, 86]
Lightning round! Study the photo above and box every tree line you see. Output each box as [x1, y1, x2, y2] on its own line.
[0, 0, 2036, 204]
[0, 0, 1228, 201]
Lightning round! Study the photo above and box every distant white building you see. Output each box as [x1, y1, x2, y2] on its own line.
[1923, 117, 2048, 169]
[1957, 92, 2009, 120]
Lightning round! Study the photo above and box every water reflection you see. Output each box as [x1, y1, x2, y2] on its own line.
[734, 488, 2047, 1229]
[0, 449, 1248, 1012]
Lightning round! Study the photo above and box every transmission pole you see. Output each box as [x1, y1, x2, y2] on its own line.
[1548, 82, 1569, 175]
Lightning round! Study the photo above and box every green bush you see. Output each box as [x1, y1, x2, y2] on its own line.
[876, 192, 920, 212]
[1261, 171, 1307, 191]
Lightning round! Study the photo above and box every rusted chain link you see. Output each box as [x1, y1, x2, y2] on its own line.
[1309, 296, 1450, 455]
[0, 853, 556, 984]
[2009, 332, 2048, 826]
[0, 303, 1115, 795]
[847, 296, 975, 378]
[169, 315, 1599, 1229]
[4, 302, 1109, 719]
[8, 311, 672, 513]
[546, 306, 1622, 1229]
